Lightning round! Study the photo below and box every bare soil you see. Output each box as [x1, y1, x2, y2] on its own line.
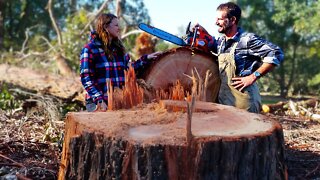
[275, 115, 320, 179]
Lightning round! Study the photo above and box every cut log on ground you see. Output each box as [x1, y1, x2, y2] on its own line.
[262, 98, 319, 114]
[139, 47, 220, 102]
[58, 101, 287, 180]
[0, 64, 84, 102]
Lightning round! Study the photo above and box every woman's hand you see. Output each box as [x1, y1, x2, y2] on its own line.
[147, 51, 162, 59]
[96, 100, 108, 112]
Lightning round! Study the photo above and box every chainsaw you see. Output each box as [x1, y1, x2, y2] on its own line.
[138, 22, 214, 52]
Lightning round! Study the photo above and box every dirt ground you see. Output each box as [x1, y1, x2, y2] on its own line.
[0, 101, 319, 179]
[270, 114, 320, 179]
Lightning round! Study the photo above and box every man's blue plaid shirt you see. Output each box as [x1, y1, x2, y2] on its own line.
[211, 28, 284, 76]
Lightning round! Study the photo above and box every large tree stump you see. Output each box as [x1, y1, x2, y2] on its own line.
[139, 47, 220, 102]
[58, 101, 287, 180]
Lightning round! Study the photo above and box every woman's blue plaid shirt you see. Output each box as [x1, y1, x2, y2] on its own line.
[80, 32, 148, 103]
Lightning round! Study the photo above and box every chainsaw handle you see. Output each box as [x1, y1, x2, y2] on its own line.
[191, 26, 199, 47]
[186, 22, 191, 34]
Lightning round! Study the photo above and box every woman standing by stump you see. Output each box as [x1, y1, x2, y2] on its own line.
[80, 13, 160, 112]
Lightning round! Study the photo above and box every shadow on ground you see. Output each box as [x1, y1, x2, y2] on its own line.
[286, 147, 320, 179]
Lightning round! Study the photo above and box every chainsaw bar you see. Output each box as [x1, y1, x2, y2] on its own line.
[139, 23, 187, 46]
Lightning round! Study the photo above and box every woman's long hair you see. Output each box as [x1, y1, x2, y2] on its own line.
[96, 13, 125, 59]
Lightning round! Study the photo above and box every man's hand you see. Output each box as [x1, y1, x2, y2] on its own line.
[231, 74, 257, 92]
[147, 51, 162, 59]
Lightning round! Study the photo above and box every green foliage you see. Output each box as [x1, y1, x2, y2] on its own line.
[155, 41, 170, 52]
[117, 0, 151, 25]
[1, 0, 153, 73]
[0, 83, 21, 110]
[123, 33, 140, 57]
[273, 0, 320, 40]
[118, 0, 151, 56]
[2, 0, 72, 51]
[0, 51, 16, 65]
[60, 102, 84, 117]
[308, 73, 320, 95]
[61, 0, 151, 68]
[62, 9, 90, 72]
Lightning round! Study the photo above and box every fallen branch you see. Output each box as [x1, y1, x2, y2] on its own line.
[262, 98, 319, 114]
[289, 100, 300, 116]
[262, 101, 287, 113]
[0, 163, 24, 167]
[0, 154, 25, 167]
[0, 64, 84, 102]
[20, 25, 39, 54]
[16, 174, 32, 180]
[121, 29, 143, 39]
[298, 106, 320, 122]
[305, 164, 320, 178]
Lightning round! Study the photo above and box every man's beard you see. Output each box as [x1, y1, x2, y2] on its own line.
[218, 20, 232, 34]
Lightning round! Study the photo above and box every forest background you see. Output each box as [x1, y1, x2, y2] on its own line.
[0, 0, 319, 179]
[1, 0, 320, 99]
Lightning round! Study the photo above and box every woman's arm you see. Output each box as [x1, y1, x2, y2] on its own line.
[126, 52, 162, 70]
[80, 46, 103, 102]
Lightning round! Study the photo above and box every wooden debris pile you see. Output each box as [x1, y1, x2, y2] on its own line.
[262, 98, 320, 122]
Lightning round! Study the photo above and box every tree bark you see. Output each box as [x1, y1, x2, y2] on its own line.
[58, 101, 287, 180]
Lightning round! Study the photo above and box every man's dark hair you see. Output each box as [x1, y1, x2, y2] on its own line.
[217, 2, 241, 24]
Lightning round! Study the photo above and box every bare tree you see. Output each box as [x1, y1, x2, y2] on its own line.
[47, 0, 62, 46]
[45, 0, 74, 76]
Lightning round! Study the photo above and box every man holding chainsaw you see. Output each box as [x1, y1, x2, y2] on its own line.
[200, 2, 284, 113]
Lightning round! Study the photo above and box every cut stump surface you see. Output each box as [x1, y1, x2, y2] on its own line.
[141, 47, 220, 102]
[59, 101, 287, 180]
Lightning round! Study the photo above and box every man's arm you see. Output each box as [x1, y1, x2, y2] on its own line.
[231, 33, 284, 92]
[231, 63, 275, 92]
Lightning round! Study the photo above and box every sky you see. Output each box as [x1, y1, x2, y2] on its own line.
[143, 0, 229, 37]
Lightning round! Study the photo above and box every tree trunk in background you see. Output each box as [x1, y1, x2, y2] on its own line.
[47, 0, 62, 46]
[58, 101, 287, 180]
[55, 54, 75, 77]
[0, 0, 5, 49]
